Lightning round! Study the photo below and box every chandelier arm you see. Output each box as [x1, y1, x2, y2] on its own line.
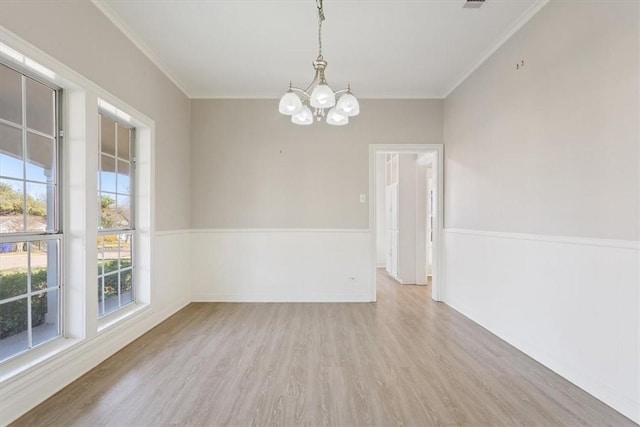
[289, 86, 311, 100]
[302, 66, 322, 94]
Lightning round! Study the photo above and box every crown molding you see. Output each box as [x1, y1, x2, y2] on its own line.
[91, 0, 192, 98]
[442, 0, 550, 98]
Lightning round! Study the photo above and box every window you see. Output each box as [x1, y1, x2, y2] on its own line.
[97, 113, 135, 317]
[0, 39, 153, 380]
[0, 63, 62, 361]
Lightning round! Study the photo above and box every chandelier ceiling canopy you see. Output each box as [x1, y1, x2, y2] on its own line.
[278, 0, 360, 126]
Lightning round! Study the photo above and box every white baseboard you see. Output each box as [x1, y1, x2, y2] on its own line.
[193, 293, 372, 303]
[444, 228, 640, 424]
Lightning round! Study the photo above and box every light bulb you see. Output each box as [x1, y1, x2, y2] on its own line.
[326, 107, 348, 126]
[291, 105, 313, 125]
[279, 91, 303, 115]
[310, 84, 336, 108]
[335, 93, 360, 116]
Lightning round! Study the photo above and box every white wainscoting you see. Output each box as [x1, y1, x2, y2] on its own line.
[444, 228, 640, 424]
[191, 229, 373, 302]
[0, 231, 192, 425]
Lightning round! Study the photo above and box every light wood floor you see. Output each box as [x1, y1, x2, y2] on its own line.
[14, 270, 636, 426]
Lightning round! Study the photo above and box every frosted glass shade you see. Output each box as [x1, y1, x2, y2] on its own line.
[336, 93, 360, 116]
[279, 92, 303, 115]
[291, 105, 313, 125]
[326, 107, 348, 126]
[310, 84, 336, 108]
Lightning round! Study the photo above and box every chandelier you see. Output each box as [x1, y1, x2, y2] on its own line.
[278, 0, 360, 126]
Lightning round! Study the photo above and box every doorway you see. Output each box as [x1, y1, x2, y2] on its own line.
[369, 144, 444, 302]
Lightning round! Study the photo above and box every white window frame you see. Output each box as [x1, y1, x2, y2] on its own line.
[97, 112, 136, 318]
[0, 61, 64, 362]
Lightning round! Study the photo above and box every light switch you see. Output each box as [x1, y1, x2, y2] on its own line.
[359, 194, 366, 203]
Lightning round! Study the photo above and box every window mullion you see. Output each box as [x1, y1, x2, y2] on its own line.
[21, 74, 27, 233]
[26, 243, 33, 349]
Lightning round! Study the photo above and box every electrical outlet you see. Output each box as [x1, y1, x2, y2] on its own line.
[359, 194, 366, 203]
[348, 276, 357, 281]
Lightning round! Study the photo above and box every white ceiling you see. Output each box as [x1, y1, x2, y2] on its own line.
[94, 0, 548, 99]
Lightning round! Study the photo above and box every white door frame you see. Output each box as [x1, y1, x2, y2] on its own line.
[369, 144, 444, 302]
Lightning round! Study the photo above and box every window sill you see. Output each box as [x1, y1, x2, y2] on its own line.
[97, 302, 150, 334]
[0, 336, 81, 384]
[1, 302, 152, 386]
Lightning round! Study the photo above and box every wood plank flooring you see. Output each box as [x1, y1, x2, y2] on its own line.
[13, 270, 636, 426]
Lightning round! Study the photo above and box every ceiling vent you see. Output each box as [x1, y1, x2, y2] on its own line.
[463, 0, 486, 8]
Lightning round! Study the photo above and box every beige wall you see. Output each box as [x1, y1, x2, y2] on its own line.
[444, 0, 639, 240]
[0, 0, 191, 231]
[191, 99, 442, 229]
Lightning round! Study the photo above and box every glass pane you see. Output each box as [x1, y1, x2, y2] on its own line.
[103, 235, 119, 274]
[99, 193, 116, 230]
[99, 155, 116, 193]
[0, 178, 25, 232]
[0, 122, 23, 179]
[117, 160, 130, 194]
[117, 125, 130, 161]
[120, 235, 132, 269]
[120, 269, 133, 306]
[98, 277, 105, 317]
[0, 242, 28, 299]
[116, 195, 130, 228]
[25, 182, 49, 232]
[32, 289, 59, 346]
[25, 77, 54, 136]
[0, 298, 29, 361]
[100, 116, 116, 156]
[26, 132, 55, 183]
[103, 273, 119, 316]
[30, 240, 58, 292]
[0, 64, 22, 125]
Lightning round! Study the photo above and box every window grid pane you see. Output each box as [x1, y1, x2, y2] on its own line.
[98, 114, 133, 232]
[0, 66, 58, 235]
[97, 233, 134, 317]
[0, 238, 61, 362]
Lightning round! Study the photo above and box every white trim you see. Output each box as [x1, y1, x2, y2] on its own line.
[189, 228, 370, 234]
[193, 293, 372, 303]
[369, 144, 445, 302]
[154, 229, 192, 237]
[90, 0, 191, 98]
[188, 95, 446, 100]
[442, 0, 550, 98]
[445, 228, 640, 251]
[87, 0, 544, 101]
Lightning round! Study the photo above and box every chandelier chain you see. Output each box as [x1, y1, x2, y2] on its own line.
[317, 0, 324, 58]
